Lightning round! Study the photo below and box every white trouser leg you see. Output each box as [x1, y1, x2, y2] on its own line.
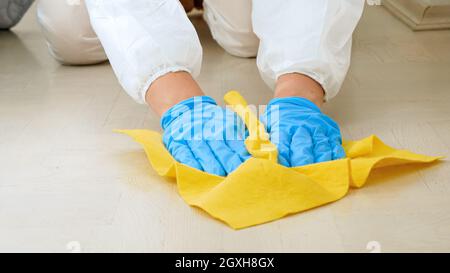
[37, 0, 107, 65]
[252, 0, 364, 100]
[203, 0, 258, 58]
[85, 0, 203, 104]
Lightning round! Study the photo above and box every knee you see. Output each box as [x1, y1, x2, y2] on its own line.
[214, 27, 259, 58]
[0, 0, 33, 29]
[37, 0, 106, 65]
[203, 0, 258, 58]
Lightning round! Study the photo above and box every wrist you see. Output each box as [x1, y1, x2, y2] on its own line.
[145, 72, 205, 117]
[274, 73, 325, 107]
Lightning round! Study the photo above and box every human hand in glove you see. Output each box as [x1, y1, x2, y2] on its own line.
[261, 97, 345, 167]
[161, 96, 250, 176]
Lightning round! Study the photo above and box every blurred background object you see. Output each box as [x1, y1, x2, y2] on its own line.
[180, 0, 195, 12]
[0, 0, 33, 29]
[181, 0, 203, 13]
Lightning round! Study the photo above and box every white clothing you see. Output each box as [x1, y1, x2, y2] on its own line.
[37, 0, 364, 103]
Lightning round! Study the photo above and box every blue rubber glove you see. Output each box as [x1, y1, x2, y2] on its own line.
[261, 97, 345, 167]
[161, 96, 250, 176]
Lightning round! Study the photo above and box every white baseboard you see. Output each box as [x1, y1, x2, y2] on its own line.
[383, 0, 450, 30]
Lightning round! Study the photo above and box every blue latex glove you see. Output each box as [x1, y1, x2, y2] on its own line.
[161, 96, 250, 176]
[261, 97, 345, 167]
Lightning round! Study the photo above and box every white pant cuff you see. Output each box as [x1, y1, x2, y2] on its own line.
[137, 66, 192, 105]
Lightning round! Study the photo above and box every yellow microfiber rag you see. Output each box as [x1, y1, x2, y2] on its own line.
[115, 91, 442, 229]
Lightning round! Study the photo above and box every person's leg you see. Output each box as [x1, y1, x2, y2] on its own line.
[252, 0, 364, 104]
[37, 0, 107, 65]
[0, 0, 33, 30]
[85, 0, 203, 107]
[138, 1, 204, 116]
[203, 0, 258, 58]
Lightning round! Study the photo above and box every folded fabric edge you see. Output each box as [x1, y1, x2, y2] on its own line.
[344, 134, 442, 188]
[180, 158, 351, 230]
[292, 158, 351, 200]
[343, 135, 377, 158]
[185, 197, 346, 230]
[221, 197, 347, 230]
[372, 135, 444, 162]
[350, 155, 442, 188]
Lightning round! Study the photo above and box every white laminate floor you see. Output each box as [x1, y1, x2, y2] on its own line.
[0, 4, 449, 253]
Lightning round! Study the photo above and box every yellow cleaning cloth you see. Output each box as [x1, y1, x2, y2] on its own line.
[115, 92, 441, 229]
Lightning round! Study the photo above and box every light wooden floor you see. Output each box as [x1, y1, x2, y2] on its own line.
[1, 4, 449, 253]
